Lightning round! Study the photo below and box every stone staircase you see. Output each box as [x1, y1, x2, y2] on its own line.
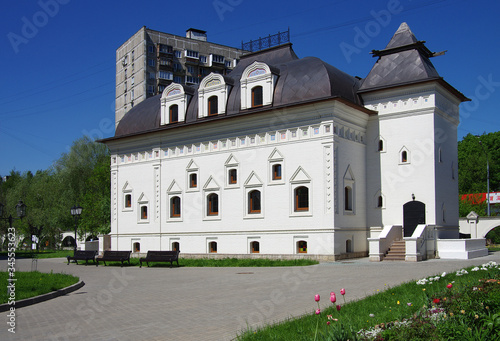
[384, 240, 406, 261]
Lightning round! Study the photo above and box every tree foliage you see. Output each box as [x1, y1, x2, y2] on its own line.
[458, 132, 500, 216]
[0, 136, 110, 250]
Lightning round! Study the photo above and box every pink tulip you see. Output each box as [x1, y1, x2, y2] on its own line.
[314, 294, 320, 302]
[336, 305, 341, 311]
[330, 291, 335, 296]
[447, 283, 453, 289]
[340, 288, 346, 296]
[315, 309, 321, 315]
[330, 293, 336, 303]
[327, 321, 331, 325]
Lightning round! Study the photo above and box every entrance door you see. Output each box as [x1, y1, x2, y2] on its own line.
[403, 200, 425, 237]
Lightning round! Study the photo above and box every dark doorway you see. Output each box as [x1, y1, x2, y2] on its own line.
[403, 200, 425, 237]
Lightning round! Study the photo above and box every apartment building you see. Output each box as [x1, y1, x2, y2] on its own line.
[115, 27, 245, 126]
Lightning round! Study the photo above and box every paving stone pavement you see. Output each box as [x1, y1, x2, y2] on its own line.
[1, 252, 500, 341]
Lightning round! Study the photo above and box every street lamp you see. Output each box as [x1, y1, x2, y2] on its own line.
[478, 141, 490, 216]
[70, 205, 83, 252]
[0, 200, 27, 230]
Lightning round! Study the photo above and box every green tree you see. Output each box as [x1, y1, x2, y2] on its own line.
[458, 132, 500, 216]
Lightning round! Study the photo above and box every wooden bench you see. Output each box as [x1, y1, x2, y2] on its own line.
[140, 250, 180, 268]
[67, 250, 97, 265]
[96, 250, 131, 267]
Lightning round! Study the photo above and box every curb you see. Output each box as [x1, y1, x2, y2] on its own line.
[0, 280, 85, 312]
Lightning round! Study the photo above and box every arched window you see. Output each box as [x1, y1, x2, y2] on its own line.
[125, 194, 132, 208]
[170, 196, 181, 218]
[345, 186, 353, 211]
[295, 186, 309, 211]
[297, 240, 307, 254]
[209, 241, 217, 253]
[248, 190, 261, 214]
[250, 241, 260, 253]
[377, 195, 383, 208]
[272, 164, 282, 180]
[251, 86, 263, 107]
[133, 242, 140, 252]
[378, 139, 384, 151]
[207, 193, 219, 216]
[401, 150, 408, 163]
[169, 104, 178, 123]
[229, 169, 237, 184]
[141, 206, 148, 219]
[189, 173, 197, 188]
[208, 96, 218, 116]
[172, 242, 180, 252]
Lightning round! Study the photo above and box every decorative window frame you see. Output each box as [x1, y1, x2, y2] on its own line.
[248, 237, 261, 254]
[186, 159, 200, 192]
[289, 167, 312, 217]
[207, 238, 218, 253]
[122, 181, 133, 212]
[224, 154, 240, 189]
[244, 171, 264, 219]
[376, 136, 386, 153]
[167, 180, 183, 222]
[399, 146, 410, 164]
[294, 236, 309, 254]
[343, 166, 355, 215]
[198, 73, 231, 118]
[203, 176, 221, 221]
[268, 148, 285, 185]
[240, 61, 277, 110]
[160, 83, 189, 125]
[137, 192, 150, 224]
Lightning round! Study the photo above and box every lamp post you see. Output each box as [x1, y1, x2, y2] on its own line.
[0, 199, 27, 230]
[478, 141, 490, 216]
[70, 205, 83, 252]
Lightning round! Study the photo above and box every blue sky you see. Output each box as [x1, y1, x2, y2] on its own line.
[1, 0, 499, 176]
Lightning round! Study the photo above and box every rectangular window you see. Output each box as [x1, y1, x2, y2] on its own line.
[186, 50, 199, 58]
[187, 66, 195, 74]
[147, 85, 155, 94]
[186, 76, 199, 84]
[148, 59, 155, 67]
[159, 44, 173, 54]
[158, 71, 173, 80]
[174, 50, 182, 58]
[148, 45, 154, 53]
[200, 55, 207, 63]
[212, 54, 224, 63]
[225, 60, 231, 68]
[149, 72, 155, 79]
[174, 76, 182, 83]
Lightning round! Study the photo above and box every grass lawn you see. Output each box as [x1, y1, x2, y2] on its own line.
[0, 250, 73, 259]
[0, 271, 79, 304]
[236, 261, 500, 340]
[94, 257, 319, 267]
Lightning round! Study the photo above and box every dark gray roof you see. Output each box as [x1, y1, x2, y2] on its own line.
[115, 43, 363, 137]
[115, 94, 161, 136]
[359, 22, 441, 92]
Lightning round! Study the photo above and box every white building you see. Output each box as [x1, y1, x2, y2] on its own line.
[101, 23, 469, 260]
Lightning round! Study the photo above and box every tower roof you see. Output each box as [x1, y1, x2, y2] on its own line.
[359, 22, 442, 92]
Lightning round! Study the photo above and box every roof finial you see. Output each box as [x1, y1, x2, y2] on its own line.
[396, 22, 412, 34]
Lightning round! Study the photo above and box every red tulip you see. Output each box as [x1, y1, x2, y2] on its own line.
[340, 288, 346, 296]
[336, 305, 341, 311]
[447, 284, 453, 289]
[315, 294, 320, 302]
[433, 298, 440, 304]
[330, 293, 336, 303]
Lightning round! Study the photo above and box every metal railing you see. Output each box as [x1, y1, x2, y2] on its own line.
[241, 28, 290, 52]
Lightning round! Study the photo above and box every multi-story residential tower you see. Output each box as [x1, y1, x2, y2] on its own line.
[115, 27, 245, 127]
